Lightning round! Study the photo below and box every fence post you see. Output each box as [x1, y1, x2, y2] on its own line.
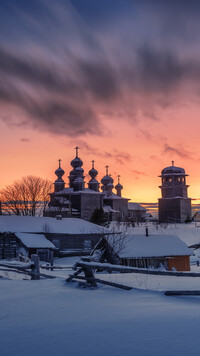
[50, 251, 54, 271]
[31, 254, 40, 280]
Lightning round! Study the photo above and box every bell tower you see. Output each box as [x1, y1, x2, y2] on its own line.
[158, 161, 191, 223]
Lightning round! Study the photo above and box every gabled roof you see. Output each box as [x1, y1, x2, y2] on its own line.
[117, 234, 191, 258]
[128, 203, 146, 211]
[0, 216, 108, 235]
[104, 192, 129, 201]
[15, 233, 55, 249]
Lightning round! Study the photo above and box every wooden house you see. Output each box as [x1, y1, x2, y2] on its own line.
[0, 232, 55, 262]
[128, 203, 146, 222]
[0, 216, 108, 257]
[92, 233, 191, 271]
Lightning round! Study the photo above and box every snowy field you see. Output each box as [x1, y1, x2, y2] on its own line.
[2, 222, 200, 355]
[1, 277, 200, 356]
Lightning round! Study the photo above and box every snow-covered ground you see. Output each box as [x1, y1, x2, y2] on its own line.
[2, 223, 200, 355]
[1, 277, 200, 356]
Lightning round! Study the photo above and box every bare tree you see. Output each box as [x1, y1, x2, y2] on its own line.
[0, 176, 53, 216]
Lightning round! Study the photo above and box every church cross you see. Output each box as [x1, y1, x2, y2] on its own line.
[117, 175, 120, 184]
[105, 165, 109, 175]
[74, 146, 79, 158]
[91, 160, 95, 169]
[58, 159, 62, 168]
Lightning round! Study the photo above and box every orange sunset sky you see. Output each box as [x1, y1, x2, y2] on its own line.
[0, 0, 200, 203]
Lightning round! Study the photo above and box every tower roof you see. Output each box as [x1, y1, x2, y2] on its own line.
[160, 161, 186, 176]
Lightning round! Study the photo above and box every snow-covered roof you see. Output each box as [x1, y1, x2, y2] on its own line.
[104, 192, 129, 201]
[128, 203, 146, 211]
[15, 233, 55, 249]
[103, 206, 119, 213]
[117, 234, 191, 258]
[0, 216, 107, 235]
[55, 187, 104, 195]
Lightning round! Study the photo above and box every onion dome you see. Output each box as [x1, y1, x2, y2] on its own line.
[115, 175, 123, 196]
[55, 159, 65, 179]
[115, 182, 123, 190]
[101, 175, 111, 185]
[89, 160, 98, 179]
[54, 159, 65, 192]
[70, 146, 83, 168]
[75, 166, 84, 175]
[89, 168, 98, 179]
[70, 156, 83, 169]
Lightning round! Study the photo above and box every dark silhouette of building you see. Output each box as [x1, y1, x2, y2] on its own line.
[44, 147, 129, 221]
[158, 161, 191, 223]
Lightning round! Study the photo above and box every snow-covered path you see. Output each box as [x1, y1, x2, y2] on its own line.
[1, 278, 200, 356]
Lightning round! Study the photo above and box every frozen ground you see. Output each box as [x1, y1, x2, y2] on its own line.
[2, 223, 200, 356]
[2, 278, 200, 356]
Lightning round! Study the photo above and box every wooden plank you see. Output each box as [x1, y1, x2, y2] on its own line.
[76, 261, 200, 277]
[71, 275, 132, 290]
[66, 267, 84, 282]
[165, 291, 200, 296]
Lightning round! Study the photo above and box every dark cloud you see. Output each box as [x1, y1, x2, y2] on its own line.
[1, 1, 200, 137]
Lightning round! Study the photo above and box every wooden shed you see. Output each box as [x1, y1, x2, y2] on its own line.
[118, 234, 191, 271]
[92, 233, 192, 271]
[0, 232, 55, 262]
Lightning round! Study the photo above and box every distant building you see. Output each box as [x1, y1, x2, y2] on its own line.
[0, 232, 55, 262]
[118, 233, 191, 271]
[92, 232, 191, 271]
[44, 147, 130, 221]
[0, 216, 108, 257]
[128, 202, 146, 222]
[158, 161, 191, 223]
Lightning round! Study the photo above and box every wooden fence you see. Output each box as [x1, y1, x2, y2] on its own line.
[67, 261, 200, 291]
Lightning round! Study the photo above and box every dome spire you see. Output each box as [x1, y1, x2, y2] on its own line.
[74, 146, 79, 158]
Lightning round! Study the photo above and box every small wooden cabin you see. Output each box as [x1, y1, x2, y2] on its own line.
[0, 232, 55, 262]
[118, 234, 191, 271]
[92, 233, 191, 272]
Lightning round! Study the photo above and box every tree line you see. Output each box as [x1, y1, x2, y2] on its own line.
[0, 176, 53, 216]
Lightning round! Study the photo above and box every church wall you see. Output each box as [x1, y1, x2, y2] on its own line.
[180, 198, 192, 222]
[159, 197, 191, 223]
[158, 198, 181, 223]
[80, 193, 104, 220]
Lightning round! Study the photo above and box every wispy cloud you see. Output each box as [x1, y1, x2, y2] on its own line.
[163, 144, 192, 159]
